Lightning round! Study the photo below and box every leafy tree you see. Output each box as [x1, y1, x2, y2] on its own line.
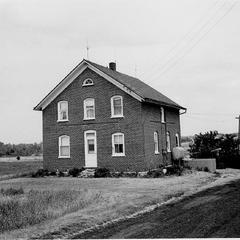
[190, 131, 219, 158]
[190, 131, 239, 158]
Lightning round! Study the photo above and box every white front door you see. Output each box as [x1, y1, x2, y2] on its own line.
[84, 130, 97, 167]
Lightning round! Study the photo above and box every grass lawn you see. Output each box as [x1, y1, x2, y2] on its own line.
[0, 156, 43, 177]
[0, 156, 43, 162]
[0, 161, 43, 177]
[1, 169, 240, 239]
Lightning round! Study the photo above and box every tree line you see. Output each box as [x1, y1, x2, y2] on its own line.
[0, 142, 42, 157]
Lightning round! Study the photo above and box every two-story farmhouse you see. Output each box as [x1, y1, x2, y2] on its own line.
[34, 59, 186, 171]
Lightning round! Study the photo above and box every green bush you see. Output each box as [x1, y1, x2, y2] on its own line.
[49, 171, 56, 176]
[147, 169, 164, 178]
[94, 168, 110, 178]
[166, 165, 184, 176]
[203, 166, 209, 172]
[69, 167, 84, 177]
[31, 169, 49, 178]
[145, 166, 184, 178]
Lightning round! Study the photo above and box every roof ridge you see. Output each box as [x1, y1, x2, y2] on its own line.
[84, 59, 141, 81]
[84, 59, 185, 109]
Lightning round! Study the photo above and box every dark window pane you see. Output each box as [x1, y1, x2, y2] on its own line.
[115, 144, 123, 153]
[88, 139, 95, 153]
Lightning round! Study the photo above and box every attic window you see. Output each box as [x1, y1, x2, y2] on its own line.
[82, 78, 94, 86]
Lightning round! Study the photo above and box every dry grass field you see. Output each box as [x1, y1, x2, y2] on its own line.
[1, 169, 240, 239]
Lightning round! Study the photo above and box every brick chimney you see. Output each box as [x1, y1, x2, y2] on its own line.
[109, 62, 116, 71]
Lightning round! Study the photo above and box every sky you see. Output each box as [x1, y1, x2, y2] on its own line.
[0, 0, 239, 143]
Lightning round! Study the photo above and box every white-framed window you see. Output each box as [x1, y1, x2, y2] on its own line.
[111, 96, 123, 118]
[154, 131, 159, 154]
[84, 98, 95, 120]
[161, 107, 165, 123]
[57, 101, 68, 122]
[59, 135, 70, 158]
[175, 133, 180, 147]
[82, 78, 94, 86]
[166, 131, 171, 152]
[112, 133, 125, 156]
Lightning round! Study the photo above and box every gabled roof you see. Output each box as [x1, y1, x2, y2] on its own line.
[34, 59, 186, 111]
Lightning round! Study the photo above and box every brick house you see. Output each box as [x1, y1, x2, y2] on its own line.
[34, 59, 186, 171]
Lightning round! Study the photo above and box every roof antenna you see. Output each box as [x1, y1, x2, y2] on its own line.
[112, 47, 117, 67]
[86, 39, 90, 60]
[134, 64, 137, 78]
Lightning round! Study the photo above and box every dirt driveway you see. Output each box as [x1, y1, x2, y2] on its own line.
[73, 178, 240, 238]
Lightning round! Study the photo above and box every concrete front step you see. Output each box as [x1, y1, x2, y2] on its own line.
[79, 168, 96, 178]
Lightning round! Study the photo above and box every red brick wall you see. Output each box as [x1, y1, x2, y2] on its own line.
[43, 68, 145, 171]
[42, 67, 181, 171]
[141, 103, 180, 168]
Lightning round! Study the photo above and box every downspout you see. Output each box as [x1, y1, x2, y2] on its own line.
[179, 108, 187, 150]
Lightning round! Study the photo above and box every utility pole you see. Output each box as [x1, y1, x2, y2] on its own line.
[236, 115, 240, 155]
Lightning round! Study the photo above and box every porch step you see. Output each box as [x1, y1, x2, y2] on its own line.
[79, 168, 96, 178]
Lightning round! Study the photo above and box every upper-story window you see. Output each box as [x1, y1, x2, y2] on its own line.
[111, 96, 123, 118]
[161, 107, 165, 123]
[112, 133, 125, 156]
[84, 98, 95, 120]
[59, 135, 70, 158]
[175, 133, 180, 147]
[57, 101, 68, 122]
[82, 78, 94, 86]
[154, 131, 159, 154]
[166, 131, 171, 152]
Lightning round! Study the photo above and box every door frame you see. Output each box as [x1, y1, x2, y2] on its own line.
[84, 130, 97, 167]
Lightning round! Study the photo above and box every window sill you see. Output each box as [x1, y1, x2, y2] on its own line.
[112, 154, 125, 157]
[83, 118, 95, 121]
[57, 119, 69, 122]
[111, 115, 124, 119]
[58, 156, 70, 159]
